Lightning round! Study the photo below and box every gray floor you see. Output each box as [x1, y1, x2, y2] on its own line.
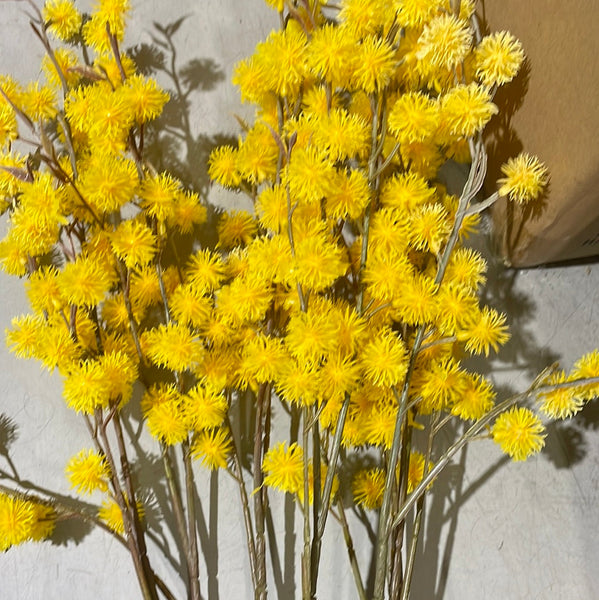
[1, 2, 598, 599]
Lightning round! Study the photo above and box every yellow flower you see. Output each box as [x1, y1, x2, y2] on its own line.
[0, 103, 18, 149]
[43, 0, 82, 40]
[0, 494, 35, 550]
[440, 83, 498, 140]
[388, 92, 439, 144]
[256, 26, 308, 98]
[457, 305, 510, 356]
[497, 153, 549, 203]
[232, 56, 269, 105]
[339, 0, 391, 37]
[352, 468, 385, 510]
[416, 14, 472, 71]
[217, 210, 257, 248]
[325, 168, 371, 221]
[492, 406, 546, 461]
[5, 314, 44, 359]
[42, 48, 80, 89]
[99, 496, 143, 536]
[169, 284, 211, 328]
[369, 208, 411, 257]
[66, 449, 111, 495]
[185, 249, 226, 293]
[306, 24, 357, 88]
[183, 385, 228, 430]
[444, 246, 487, 291]
[451, 373, 496, 420]
[408, 202, 451, 254]
[314, 108, 370, 161]
[142, 383, 188, 446]
[293, 229, 348, 292]
[35, 318, 82, 373]
[79, 155, 139, 214]
[396, 0, 441, 27]
[434, 282, 478, 336]
[62, 359, 111, 413]
[393, 273, 439, 326]
[60, 255, 112, 307]
[238, 335, 288, 386]
[110, 220, 157, 269]
[262, 442, 304, 494]
[139, 172, 181, 223]
[208, 145, 242, 188]
[361, 327, 408, 388]
[407, 451, 428, 494]
[570, 350, 599, 400]
[537, 371, 584, 420]
[475, 31, 524, 87]
[192, 428, 232, 470]
[418, 357, 466, 413]
[256, 184, 288, 233]
[87, 87, 134, 153]
[25, 266, 65, 315]
[275, 358, 319, 406]
[380, 170, 436, 212]
[124, 74, 169, 123]
[365, 401, 397, 449]
[283, 146, 335, 206]
[352, 35, 397, 94]
[142, 323, 203, 372]
[170, 190, 207, 233]
[285, 307, 338, 365]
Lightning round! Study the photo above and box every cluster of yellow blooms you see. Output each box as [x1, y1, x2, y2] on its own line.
[0, 1, 598, 597]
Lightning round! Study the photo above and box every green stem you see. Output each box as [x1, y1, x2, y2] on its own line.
[301, 406, 312, 600]
[183, 441, 202, 600]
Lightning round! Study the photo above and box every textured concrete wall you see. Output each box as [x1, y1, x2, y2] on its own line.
[1, 2, 598, 599]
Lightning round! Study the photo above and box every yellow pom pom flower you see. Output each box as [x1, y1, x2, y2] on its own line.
[440, 83, 498, 140]
[360, 327, 408, 388]
[352, 468, 385, 510]
[388, 91, 440, 145]
[475, 31, 524, 87]
[192, 428, 232, 470]
[492, 406, 546, 461]
[262, 442, 304, 495]
[352, 35, 397, 94]
[43, 0, 82, 41]
[416, 14, 472, 71]
[66, 449, 111, 495]
[497, 153, 549, 204]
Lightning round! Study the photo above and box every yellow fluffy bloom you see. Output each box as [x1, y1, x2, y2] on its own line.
[388, 92, 439, 144]
[0, 103, 17, 149]
[142, 323, 203, 372]
[217, 210, 257, 248]
[256, 184, 288, 233]
[66, 449, 111, 495]
[451, 373, 496, 420]
[416, 14, 472, 71]
[34, 319, 82, 373]
[396, 0, 441, 27]
[0, 494, 54, 550]
[62, 359, 111, 413]
[570, 350, 599, 401]
[380, 171, 436, 212]
[60, 255, 112, 307]
[232, 55, 269, 105]
[352, 468, 385, 510]
[407, 451, 427, 494]
[238, 335, 288, 387]
[142, 383, 188, 446]
[457, 305, 510, 356]
[365, 401, 397, 449]
[492, 406, 546, 461]
[361, 327, 408, 388]
[435, 282, 478, 336]
[192, 428, 232, 470]
[99, 496, 143, 536]
[139, 172, 181, 223]
[87, 87, 134, 153]
[5, 314, 44, 359]
[43, 0, 82, 40]
[408, 203, 451, 254]
[285, 308, 338, 365]
[497, 153, 549, 204]
[440, 83, 498, 139]
[369, 208, 411, 257]
[79, 155, 139, 215]
[418, 357, 466, 413]
[262, 442, 304, 494]
[393, 273, 439, 326]
[25, 266, 65, 315]
[170, 283, 211, 328]
[326, 169, 371, 221]
[444, 246, 487, 291]
[256, 26, 308, 98]
[314, 109, 370, 161]
[183, 385, 228, 430]
[284, 146, 335, 205]
[170, 190, 207, 233]
[21, 82, 58, 121]
[475, 31, 524, 87]
[185, 249, 226, 293]
[293, 230, 348, 292]
[339, 0, 391, 37]
[129, 265, 163, 311]
[124, 74, 169, 123]
[306, 24, 357, 88]
[275, 358, 320, 406]
[110, 220, 157, 269]
[352, 35, 397, 94]
[208, 145, 242, 188]
[537, 371, 584, 420]
[42, 48, 80, 89]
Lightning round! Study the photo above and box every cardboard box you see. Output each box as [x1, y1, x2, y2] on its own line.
[484, 0, 599, 267]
